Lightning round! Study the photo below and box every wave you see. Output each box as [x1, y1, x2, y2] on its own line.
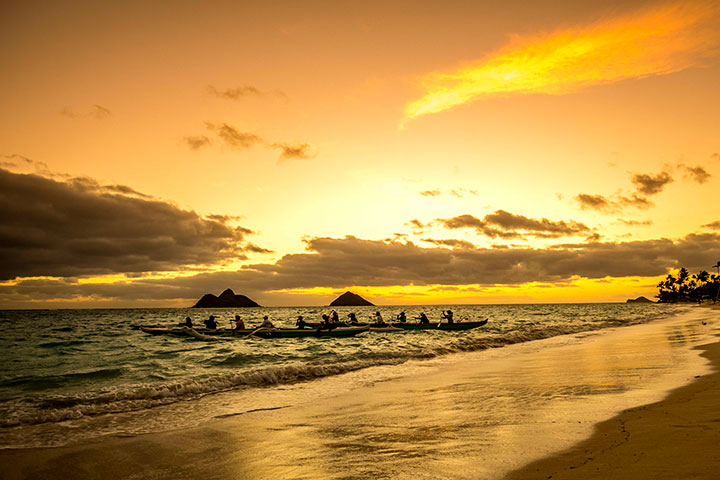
[0, 368, 125, 393]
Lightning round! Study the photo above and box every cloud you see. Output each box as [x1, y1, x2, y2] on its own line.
[702, 220, 720, 230]
[575, 168, 674, 213]
[576, 193, 615, 212]
[207, 85, 288, 101]
[2, 154, 51, 175]
[618, 194, 654, 209]
[437, 210, 590, 239]
[403, 1, 720, 123]
[406, 219, 427, 230]
[4, 232, 720, 305]
[205, 123, 263, 148]
[419, 188, 477, 198]
[60, 105, 112, 119]
[271, 142, 314, 161]
[90, 105, 112, 119]
[712, 153, 719, 161]
[199, 123, 314, 161]
[618, 219, 653, 226]
[631, 171, 673, 195]
[0, 168, 261, 280]
[679, 164, 711, 184]
[421, 238, 476, 249]
[184, 135, 212, 150]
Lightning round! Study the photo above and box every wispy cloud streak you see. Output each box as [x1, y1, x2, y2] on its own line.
[403, 1, 719, 123]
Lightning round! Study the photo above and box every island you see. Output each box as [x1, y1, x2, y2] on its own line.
[626, 296, 654, 304]
[329, 291, 374, 306]
[191, 288, 261, 308]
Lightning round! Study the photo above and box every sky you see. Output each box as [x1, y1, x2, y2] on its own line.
[1, 0, 719, 308]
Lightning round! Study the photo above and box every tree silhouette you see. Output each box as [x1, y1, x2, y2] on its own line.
[657, 263, 720, 303]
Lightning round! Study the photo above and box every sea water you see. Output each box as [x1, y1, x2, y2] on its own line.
[0, 303, 684, 449]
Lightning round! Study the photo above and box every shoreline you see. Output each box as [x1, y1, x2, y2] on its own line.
[1, 307, 717, 479]
[504, 337, 720, 479]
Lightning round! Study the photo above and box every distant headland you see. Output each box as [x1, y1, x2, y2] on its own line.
[191, 289, 261, 308]
[329, 291, 374, 306]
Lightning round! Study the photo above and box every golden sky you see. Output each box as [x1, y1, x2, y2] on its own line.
[1, 0, 719, 307]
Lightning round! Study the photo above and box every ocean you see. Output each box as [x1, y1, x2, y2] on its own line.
[0, 303, 684, 450]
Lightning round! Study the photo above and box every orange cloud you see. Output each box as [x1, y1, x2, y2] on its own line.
[403, 1, 719, 123]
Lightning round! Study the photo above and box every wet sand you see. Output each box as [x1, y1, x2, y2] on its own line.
[1, 307, 717, 480]
[505, 340, 720, 480]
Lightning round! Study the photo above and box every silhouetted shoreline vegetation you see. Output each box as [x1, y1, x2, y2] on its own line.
[657, 262, 720, 303]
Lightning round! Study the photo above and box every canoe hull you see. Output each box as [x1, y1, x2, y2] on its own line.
[141, 326, 369, 338]
[392, 319, 488, 331]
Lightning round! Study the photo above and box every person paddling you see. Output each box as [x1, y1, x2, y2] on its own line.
[442, 309, 454, 324]
[204, 315, 218, 329]
[347, 312, 359, 324]
[296, 315, 307, 329]
[416, 312, 430, 325]
[396, 311, 407, 323]
[184, 317, 193, 328]
[233, 315, 245, 331]
[260, 315, 275, 329]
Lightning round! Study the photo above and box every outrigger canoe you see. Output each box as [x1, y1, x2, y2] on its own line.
[140, 326, 370, 339]
[391, 319, 489, 331]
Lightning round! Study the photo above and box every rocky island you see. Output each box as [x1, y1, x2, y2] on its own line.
[626, 296, 654, 304]
[329, 291, 374, 306]
[191, 288, 261, 308]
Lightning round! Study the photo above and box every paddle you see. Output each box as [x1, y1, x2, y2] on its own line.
[245, 327, 265, 339]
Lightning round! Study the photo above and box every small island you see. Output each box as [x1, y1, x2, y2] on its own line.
[626, 296, 654, 304]
[191, 288, 261, 308]
[329, 291, 374, 306]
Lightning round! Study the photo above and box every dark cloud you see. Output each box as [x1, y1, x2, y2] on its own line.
[702, 220, 720, 230]
[244, 243, 275, 254]
[4, 232, 719, 305]
[421, 238, 476, 249]
[271, 142, 313, 161]
[618, 194, 653, 209]
[618, 219, 653, 226]
[184, 135, 211, 150]
[207, 85, 288, 101]
[631, 171, 673, 195]
[405, 219, 426, 230]
[206, 123, 263, 148]
[576, 193, 615, 212]
[437, 210, 590, 239]
[0, 168, 259, 280]
[580, 192, 653, 212]
[419, 189, 440, 197]
[679, 164, 711, 184]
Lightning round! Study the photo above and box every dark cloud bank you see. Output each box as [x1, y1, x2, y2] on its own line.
[3, 230, 720, 305]
[0, 168, 259, 280]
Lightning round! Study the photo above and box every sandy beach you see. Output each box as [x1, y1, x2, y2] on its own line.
[1, 307, 718, 480]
